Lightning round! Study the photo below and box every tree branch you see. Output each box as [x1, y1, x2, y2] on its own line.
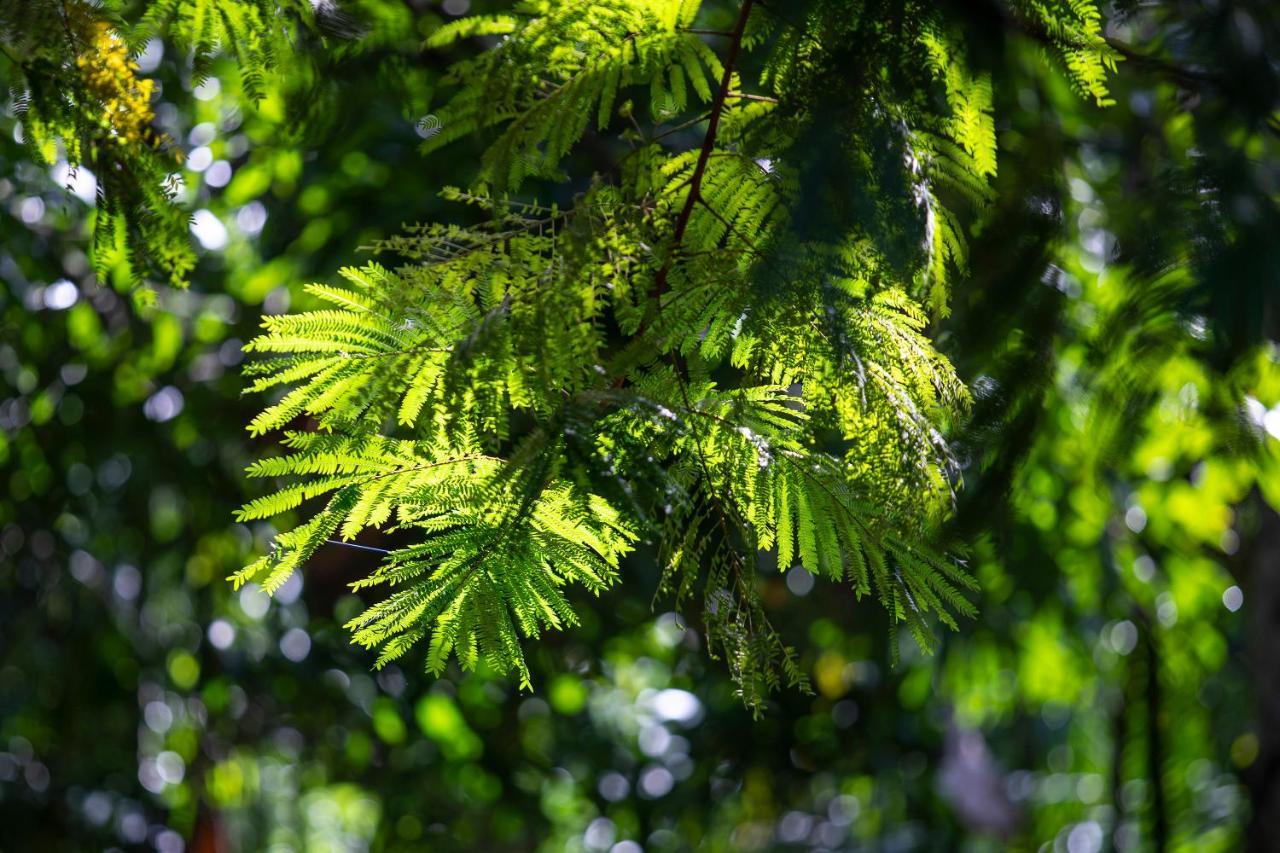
[652, 0, 755, 298]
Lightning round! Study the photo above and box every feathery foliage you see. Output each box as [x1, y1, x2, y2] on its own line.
[110, 0, 319, 101]
[0, 0, 328, 290]
[1, 1, 193, 290]
[1012, 0, 1122, 106]
[238, 0, 1113, 710]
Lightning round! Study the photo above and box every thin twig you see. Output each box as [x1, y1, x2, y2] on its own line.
[650, 111, 713, 143]
[679, 28, 734, 37]
[325, 539, 393, 555]
[727, 91, 778, 104]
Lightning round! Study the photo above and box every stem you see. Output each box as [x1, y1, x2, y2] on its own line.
[650, 111, 713, 144]
[680, 28, 733, 37]
[324, 539, 393, 555]
[1144, 623, 1168, 853]
[652, 0, 755, 298]
[727, 91, 778, 103]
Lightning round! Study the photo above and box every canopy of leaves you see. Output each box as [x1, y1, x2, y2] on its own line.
[232, 0, 1085, 706]
[1, 0, 1278, 850]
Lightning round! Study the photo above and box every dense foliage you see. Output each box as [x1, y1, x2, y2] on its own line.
[227, 0, 1119, 706]
[1, 0, 1277, 851]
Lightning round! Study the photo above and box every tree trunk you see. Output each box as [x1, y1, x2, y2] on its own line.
[1248, 502, 1280, 852]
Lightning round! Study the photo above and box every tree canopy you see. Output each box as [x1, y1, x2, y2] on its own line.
[1, 0, 1278, 850]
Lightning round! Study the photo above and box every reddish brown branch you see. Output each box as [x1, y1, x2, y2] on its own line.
[652, 0, 755, 297]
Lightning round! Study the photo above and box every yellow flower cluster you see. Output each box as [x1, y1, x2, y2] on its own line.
[75, 22, 157, 146]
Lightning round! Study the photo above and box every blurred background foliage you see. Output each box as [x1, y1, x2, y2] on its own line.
[1, 0, 1278, 851]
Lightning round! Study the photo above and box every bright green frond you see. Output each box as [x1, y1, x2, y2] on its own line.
[235, 0, 1114, 710]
